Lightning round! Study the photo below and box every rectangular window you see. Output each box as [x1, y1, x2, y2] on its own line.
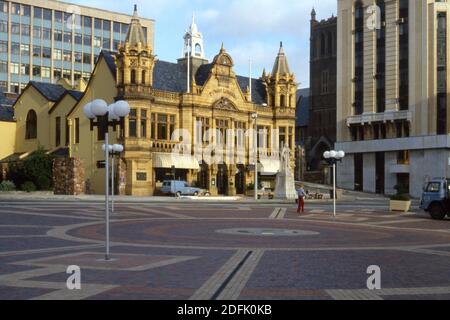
[74, 33, 82, 45]
[0, 61, 7, 73]
[321, 70, 329, 94]
[34, 7, 42, 19]
[10, 63, 19, 74]
[21, 25, 30, 37]
[11, 23, 20, 35]
[75, 118, 80, 144]
[94, 36, 101, 47]
[42, 47, 51, 59]
[113, 22, 121, 33]
[0, 1, 8, 13]
[55, 11, 63, 23]
[74, 52, 82, 63]
[0, 41, 7, 53]
[129, 109, 137, 137]
[157, 114, 168, 140]
[32, 65, 41, 76]
[11, 3, 20, 15]
[74, 71, 81, 81]
[41, 67, 50, 78]
[53, 48, 62, 60]
[63, 50, 71, 62]
[94, 18, 102, 30]
[83, 35, 91, 47]
[20, 44, 29, 56]
[55, 117, 61, 147]
[279, 127, 286, 147]
[64, 32, 72, 43]
[10, 82, 19, 93]
[83, 53, 91, 64]
[32, 45, 41, 57]
[62, 69, 71, 80]
[113, 40, 121, 51]
[11, 42, 19, 55]
[53, 68, 61, 79]
[33, 26, 42, 39]
[83, 16, 92, 28]
[20, 63, 30, 75]
[54, 30, 62, 42]
[103, 38, 110, 49]
[0, 21, 7, 33]
[22, 4, 30, 17]
[141, 110, 147, 138]
[43, 8, 51, 21]
[103, 20, 110, 31]
[42, 28, 51, 40]
[65, 119, 70, 146]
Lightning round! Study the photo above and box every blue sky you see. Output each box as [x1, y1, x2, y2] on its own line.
[70, 0, 337, 88]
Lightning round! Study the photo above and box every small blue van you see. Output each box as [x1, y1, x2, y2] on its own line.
[160, 180, 209, 197]
[420, 178, 450, 220]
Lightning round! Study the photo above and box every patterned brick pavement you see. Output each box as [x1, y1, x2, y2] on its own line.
[0, 200, 449, 300]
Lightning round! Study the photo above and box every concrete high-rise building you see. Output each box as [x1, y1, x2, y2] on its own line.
[0, 0, 154, 94]
[336, 0, 450, 197]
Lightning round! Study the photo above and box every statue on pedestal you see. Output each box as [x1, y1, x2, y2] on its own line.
[274, 144, 298, 200]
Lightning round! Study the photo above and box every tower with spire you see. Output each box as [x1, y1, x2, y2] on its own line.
[182, 14, 206, 59]
[263, 42, 297, 109]
[116, 5, 155, 98]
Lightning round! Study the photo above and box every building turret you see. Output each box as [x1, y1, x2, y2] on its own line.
[263, 42, 297, 109]
[116, 5, 156, 98]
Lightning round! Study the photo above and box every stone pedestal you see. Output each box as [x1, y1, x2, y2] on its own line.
[274, 170, 297, 200]
[53, 157, 85, 195]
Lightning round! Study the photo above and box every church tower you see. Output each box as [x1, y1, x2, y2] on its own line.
[263, 42, 297, 109]
[116, 5, 156, 98]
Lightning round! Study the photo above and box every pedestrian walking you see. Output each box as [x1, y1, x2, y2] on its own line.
[297, 184, 307, 214]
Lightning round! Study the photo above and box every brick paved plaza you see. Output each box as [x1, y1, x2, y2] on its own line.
[0, 199, 450, 300]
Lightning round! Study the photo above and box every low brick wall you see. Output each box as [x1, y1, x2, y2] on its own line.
[53, 157, 85, 195]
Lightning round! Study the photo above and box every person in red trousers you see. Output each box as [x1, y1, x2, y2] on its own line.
[297, 184, 307, 214]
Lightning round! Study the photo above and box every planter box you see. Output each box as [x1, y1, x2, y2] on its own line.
[389, 200, 411, 212]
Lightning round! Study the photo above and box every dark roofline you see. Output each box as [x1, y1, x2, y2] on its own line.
[29, 81, 66, 102]
[48, 90, 82, 115]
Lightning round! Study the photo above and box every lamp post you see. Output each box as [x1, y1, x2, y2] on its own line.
[251, 112, 258, 201]
[108, 144, 124, 213]
[83, 99, 130, 261]
[323, 150, 346, 218]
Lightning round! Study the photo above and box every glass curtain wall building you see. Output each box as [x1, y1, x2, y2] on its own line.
[0, 0, 154, 94]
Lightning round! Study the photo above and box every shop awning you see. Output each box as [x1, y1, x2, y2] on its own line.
[259, 158, 281, 175]
[152, 152, 200, 170]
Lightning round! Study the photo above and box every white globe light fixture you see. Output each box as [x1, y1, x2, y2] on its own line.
[102, 144, 113, 153]
[113, 100, 131, 118]
[83, 102, 95, 119]
[108, 103, 119, 121]
[337, 151, 346, 159]
[112, 144, 124, 153]
[329, 150, 337, 159]
[323, 149, 346, 219]
[323, 151, 331, 159]
[91, 99, 108, 117]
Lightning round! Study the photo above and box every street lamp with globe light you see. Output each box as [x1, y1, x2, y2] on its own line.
[251, 112, 258, 201]
[83, 99, 130, 261]
[323, 150, 346, 218]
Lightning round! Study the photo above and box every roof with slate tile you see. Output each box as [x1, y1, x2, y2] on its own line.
[28, 81, 67, 102]
[0, 92, 15, 122]
[100, 50, 267, 104]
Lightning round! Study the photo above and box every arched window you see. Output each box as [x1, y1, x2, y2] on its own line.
[130, 69, 136, 84]
[195, 43, 202, 56]
[142, 70, 146, 85]
[25, 110, 37, 140]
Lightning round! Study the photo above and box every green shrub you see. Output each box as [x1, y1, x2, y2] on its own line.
[7, 148, 54, 191]
[0, 180, 16, 192]
[390, 194, 411, 201]
[21, 181, 37, 193]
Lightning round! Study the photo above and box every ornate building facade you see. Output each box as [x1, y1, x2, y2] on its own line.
[65, 8, 297, 196]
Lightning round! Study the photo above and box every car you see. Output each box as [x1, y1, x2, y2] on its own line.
[420, 177, 450, 220]
[160, 180, 210, 197]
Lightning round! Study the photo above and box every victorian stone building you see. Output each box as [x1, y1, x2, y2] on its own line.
[305, 9, 337, 177]
[64, 7, 297, 196]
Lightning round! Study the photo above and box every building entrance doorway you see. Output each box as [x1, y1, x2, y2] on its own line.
[197, 162, 209, 189]
[235, 164, 246, 194]
[217, 164, 228, 195]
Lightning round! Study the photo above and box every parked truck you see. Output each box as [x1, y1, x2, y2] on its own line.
[420, 178, 450, 220]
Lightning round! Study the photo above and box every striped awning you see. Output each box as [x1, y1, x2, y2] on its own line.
[259, 158, 281, 175]
[152, 152, 200, 170]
